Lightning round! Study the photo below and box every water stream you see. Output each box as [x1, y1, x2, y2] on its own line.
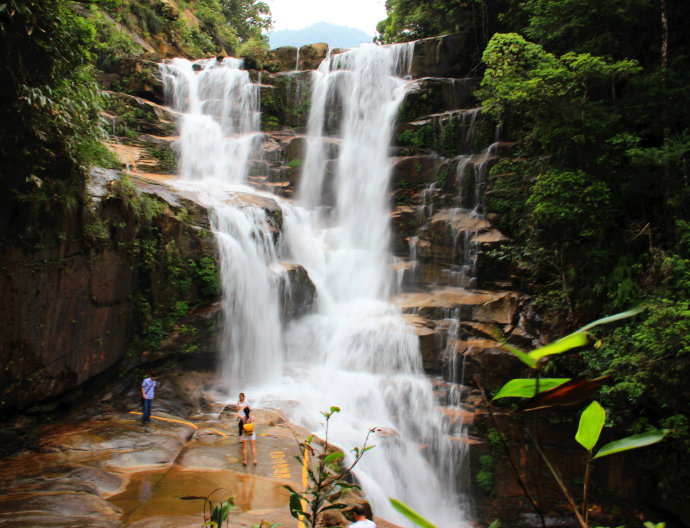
[161, 44, 470, 527]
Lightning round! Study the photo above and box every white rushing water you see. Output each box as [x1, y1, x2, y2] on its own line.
[161, 44, 469, 527]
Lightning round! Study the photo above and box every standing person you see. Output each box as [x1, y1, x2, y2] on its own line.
[348, 504, 376, 527]
[141, 372, 157, 424]
[236, 392, 250, 437]
[240, 407, 257, 466]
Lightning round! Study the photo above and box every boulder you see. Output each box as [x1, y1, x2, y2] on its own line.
[277, 262, 317, 319]
[299, 43, 330, 70]
[261, 71, 313, 130]
[269, 46, 298, 72]
[284, 135, 306, 162]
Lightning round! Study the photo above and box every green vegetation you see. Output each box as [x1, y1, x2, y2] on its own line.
[377, 0, 471, 44]
[147, 145, 177, 172]
[476, 454, 495, 495]
[238, 37, 271, 69]
[284, 406, 376, 528]
[92, 0, 271, 58]
[0, 0, 107, 236]
[201, 494, 280, 528]
[488, 308, 668, 527]
[397, 119, 461, 157]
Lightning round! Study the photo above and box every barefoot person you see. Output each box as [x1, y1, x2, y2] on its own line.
[348, 503, 376, 527]
[237, 392, 250, 437]
[240, 407, 257, 465]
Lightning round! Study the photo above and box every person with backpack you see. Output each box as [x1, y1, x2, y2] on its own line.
[240, 406, 257, 466]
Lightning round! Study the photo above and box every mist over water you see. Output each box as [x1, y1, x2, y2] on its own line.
[161, 45, 470, 527]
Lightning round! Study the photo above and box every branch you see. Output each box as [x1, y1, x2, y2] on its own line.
[474, 375, 546, 528]
[525, 429, 587, 528]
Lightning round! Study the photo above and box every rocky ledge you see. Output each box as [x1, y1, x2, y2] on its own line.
[0, 370, 400, 528]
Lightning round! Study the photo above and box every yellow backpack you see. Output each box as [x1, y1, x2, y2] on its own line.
[243, 421, 254, 435]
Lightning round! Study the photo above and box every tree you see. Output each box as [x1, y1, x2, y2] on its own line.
[0, 0, 106, 235]
[220, 0, 271, 42]
[478, 33, 646, 320]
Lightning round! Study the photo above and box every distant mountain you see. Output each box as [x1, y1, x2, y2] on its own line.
[268, 22, 374, 50]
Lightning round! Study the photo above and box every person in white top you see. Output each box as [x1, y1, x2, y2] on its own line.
[348, 503, 376, 527]
[236, 392, 250, 437]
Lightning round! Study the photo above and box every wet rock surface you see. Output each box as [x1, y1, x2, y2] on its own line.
[0, 368, 406, 527]
[0, 374, 310, 527]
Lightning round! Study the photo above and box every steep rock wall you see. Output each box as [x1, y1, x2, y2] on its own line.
[0, 173, 216, 415]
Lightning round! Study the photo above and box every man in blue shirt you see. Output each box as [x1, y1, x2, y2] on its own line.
[141, 373, 158, 424]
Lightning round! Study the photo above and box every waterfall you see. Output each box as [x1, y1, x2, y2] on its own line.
[161, 44, 470, 528]
[282, 42, 468, 527]
[160, 57, 284, 387]
[160, 57, 261, 183]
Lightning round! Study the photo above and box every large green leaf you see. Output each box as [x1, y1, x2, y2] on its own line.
[286, 491, 306, 520]
[574, 305, 646, 334]
[501, 342, 538, 369]
[575, 401, 606, 451]
[493, 378, 571, 400]
[323, 451, 344, 464]
[319, 503, 349, 512]
[389, 498, 438, 528]
[520, 376, 610, 412]
[593, 430, 669, 459]
[528, 332, 591, 361]
[520, 307, 645, 366]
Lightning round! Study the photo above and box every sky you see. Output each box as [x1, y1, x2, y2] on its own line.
[264, 0, 388, 35]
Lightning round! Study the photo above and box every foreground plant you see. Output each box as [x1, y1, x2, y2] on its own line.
[284, 406, 376, 528]
[202, 494, 233, 528]
[201, 492, 280, 528]
[487, 307, 668, 528]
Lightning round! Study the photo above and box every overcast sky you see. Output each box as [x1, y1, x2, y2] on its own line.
[265, 0, 388, 35]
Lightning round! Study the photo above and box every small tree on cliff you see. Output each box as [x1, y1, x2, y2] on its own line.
[283, 406, 377, 528]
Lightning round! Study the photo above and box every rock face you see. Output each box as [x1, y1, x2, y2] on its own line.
[410, 33, 484, 79]
[0, 172, 217, 416]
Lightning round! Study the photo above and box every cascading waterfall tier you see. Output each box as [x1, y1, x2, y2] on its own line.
[160, 57, 284, 388]
[162, 46, 470, 528]
[160, 57, 261, 183]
